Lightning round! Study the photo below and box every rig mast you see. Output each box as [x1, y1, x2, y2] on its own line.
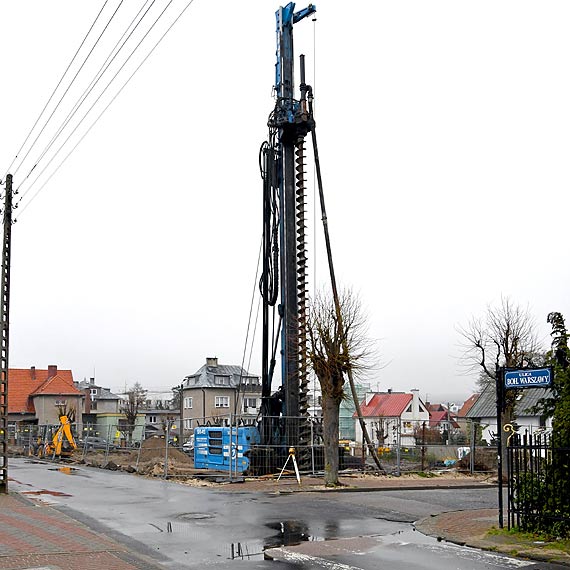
[260, 3, 315, 451]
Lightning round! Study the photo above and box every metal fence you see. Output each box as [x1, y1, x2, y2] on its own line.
[6, 415, 502, 480]
[186, 415, 498, 478]
[507, 431, 570, 536]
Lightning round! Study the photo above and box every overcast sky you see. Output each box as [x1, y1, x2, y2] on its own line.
[2, 1, 569, 405]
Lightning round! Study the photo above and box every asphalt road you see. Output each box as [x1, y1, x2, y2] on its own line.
[7, 458, 560, 570]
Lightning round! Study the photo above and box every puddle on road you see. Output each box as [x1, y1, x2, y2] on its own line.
[228, 520, 326, 561]
[47, 466, 82, 475]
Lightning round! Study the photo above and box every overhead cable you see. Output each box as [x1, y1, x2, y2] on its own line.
[22, 0, 158, 187]
[2, 0, 110, 180]
[13, 1, 124, 182]
[234, 239, 263, 414]
[16, 0, 198, 216]
[17, 0, 175, 200]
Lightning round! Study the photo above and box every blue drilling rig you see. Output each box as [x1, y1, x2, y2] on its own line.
[194, 3, 317, 474]
[258, 3, 316, 459]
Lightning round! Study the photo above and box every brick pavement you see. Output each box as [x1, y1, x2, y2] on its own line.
[416, 509, 570, 566]
[0, 494, 166, 570]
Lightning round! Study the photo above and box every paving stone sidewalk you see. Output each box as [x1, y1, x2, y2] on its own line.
[0, 493, 166, 570]
[416, 509, 570, 566]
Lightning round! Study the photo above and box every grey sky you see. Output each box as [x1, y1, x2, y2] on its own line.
[2, 1, 569, 406]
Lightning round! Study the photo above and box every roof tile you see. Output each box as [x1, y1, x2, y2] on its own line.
[8, 368, 79, 414]
[355, 393, 413, 418]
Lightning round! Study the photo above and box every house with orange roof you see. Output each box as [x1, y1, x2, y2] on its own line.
[8, 365, 83, 428]
[354, 389, 430, 447]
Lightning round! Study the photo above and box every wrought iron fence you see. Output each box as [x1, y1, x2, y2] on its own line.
[507, 431, 570, 536]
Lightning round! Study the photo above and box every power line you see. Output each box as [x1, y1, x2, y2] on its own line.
[234, 239, 263, 414]
[16, 0, 198, 216]
[20, 0, 158, 189]
[13, 1, 124, 181]
[16, 0, 174, 200]
[2, 0, 110, 180]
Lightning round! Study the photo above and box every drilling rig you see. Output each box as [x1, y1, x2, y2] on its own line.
[192, 3, 318, 475]
[258, 2, 316, 464]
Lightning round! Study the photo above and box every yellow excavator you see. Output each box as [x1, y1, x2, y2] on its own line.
[35, 415, 77, 458]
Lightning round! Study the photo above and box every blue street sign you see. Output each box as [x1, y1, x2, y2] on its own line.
[504, 367, 552, 389]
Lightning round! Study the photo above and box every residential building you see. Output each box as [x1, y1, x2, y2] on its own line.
[465, 384, 553, 444]
[354, 389, 430, 447]
[74, 377, 141, 442]
[75, 377, 122, 417]
[180, 357, 262, 430]
[8, 365, 83, 428]
[427, 405, 460, 443]
[144, 408, 181, 441]
[339, 381, 370, 440]
[456, 393, 480, 440]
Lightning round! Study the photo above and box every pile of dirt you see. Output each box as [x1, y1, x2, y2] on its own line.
[129, 437, 195, 477]
[138, 438, 193, 465]
[457, 447, 497, 472]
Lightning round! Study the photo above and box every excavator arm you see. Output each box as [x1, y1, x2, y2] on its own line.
[45, 415, 77, 457]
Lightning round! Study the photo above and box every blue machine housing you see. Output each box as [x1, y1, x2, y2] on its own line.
[194, 426, 260, 472]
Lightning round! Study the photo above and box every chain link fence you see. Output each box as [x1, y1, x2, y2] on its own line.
[8, 416, 535, 479]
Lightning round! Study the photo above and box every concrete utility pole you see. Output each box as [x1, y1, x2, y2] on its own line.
[0, 174, 13, 494]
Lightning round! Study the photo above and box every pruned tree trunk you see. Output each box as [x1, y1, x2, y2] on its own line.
[322, 395, 341, 486]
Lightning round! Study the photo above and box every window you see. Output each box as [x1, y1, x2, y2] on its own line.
[148, 415, 157, 424]
[214, 375, 230, 386]
[184, 397, 193, 409]
[90, 388, 97, 397]
[405, 404, 412, 413]
[215, 396, 230, 408]
[244, 398, 257, 409]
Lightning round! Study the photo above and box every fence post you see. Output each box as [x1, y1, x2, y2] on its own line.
[228, 414, 233, 483]
[164, 419, 170, 479]
[469, 420, 475, 474]
[421, 421, 426, 472]
[310, 420, 315, 475]
[395, 420, 401, 476]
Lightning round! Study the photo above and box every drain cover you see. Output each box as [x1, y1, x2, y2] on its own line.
[177, 512, 215, 520]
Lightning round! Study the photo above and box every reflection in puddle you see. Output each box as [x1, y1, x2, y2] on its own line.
[229, 520, 329, 561]
[265, 520, 324, 548]
[48, 466, 76, 475]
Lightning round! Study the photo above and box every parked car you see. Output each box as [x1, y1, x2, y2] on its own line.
[80, 436, 115, 450]
[182, 436, 194, 455]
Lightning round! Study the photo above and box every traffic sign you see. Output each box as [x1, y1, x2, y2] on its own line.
[504, 367, 552, 389]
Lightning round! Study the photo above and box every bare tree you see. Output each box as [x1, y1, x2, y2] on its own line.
[120, 382, 147, 444]
[458, 296, 542, 476]
[308, 289, 376, 486]
[459, 297, 541, 385]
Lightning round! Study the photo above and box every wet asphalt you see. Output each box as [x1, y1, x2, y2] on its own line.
[7, 458, 561, 570]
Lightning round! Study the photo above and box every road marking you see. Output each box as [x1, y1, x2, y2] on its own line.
[421, 542, 535, 567]
[267, 548, 366, 570]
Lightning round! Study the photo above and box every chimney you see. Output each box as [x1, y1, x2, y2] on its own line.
[47, 365, 57, 378]
[30, 366, 36, 381]
[387, 388, 392, 394]
[206, 357, 218, 367]
[89, 377, 95, 386]
[411, 388, 420, 418]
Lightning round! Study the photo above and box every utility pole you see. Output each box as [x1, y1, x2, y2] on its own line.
[0, 174, 13, 494]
